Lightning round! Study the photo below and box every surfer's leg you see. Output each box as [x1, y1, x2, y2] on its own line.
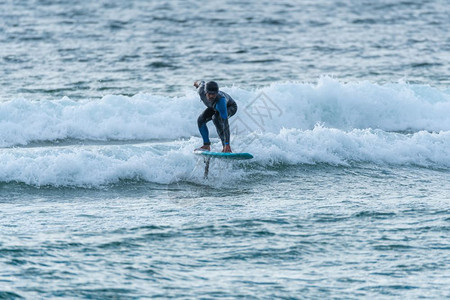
[227, 103, 237, 118]
[197, 108, 215, 145]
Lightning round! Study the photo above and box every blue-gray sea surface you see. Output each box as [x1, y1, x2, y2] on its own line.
[1, 0, 449, 299]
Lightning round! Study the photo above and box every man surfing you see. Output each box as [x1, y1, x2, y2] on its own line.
[194, 81, 237, 153]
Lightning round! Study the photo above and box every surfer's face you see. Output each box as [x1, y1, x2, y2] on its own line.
[206, 92, 217, 101]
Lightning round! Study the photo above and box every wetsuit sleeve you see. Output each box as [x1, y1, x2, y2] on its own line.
[197, 81, 212, 108]
[197, 81, 205, 94]
[216, 97, 231, 145]
[216, 97, 228, 120]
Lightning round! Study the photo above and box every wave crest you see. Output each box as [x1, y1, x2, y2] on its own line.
[1, 78, 449, 147]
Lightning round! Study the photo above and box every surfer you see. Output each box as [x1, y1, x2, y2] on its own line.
[194, 80, 237, 153]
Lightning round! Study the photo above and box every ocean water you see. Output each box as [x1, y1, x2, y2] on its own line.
[1, 0, 450, 299]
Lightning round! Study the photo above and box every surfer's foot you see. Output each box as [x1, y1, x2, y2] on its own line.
[222, 145, 232, 153]
[195, 145, 210, 151]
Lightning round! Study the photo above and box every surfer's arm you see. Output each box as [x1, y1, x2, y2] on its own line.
[196, 81, 206, 95]
[223, 119, 230, 145]
[216, 97, 230, 145]
[196, 81, 212, 107]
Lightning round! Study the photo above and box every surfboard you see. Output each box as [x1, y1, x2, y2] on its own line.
[194, 150, 253, 160]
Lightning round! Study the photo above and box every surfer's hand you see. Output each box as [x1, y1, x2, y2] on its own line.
[193, 81, 200, 88]
[222, 145, 232, 153]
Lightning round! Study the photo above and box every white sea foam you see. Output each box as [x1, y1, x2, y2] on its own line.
[0, 94, 199, 147]
[1, 78, 450, 186]
[0, 127, 449, 187]
[243, 126, 450, 167]
[1, 78, 449, 147]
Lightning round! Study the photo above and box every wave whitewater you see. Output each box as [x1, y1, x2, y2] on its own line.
[1, 78, 449, 148]
[1, 78, 449, 186]
[0, 126, 449, 187]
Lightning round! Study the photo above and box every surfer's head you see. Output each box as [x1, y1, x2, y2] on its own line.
[205, 81, 219, 101]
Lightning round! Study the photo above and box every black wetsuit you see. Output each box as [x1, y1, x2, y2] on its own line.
[197, 81, 238, 146]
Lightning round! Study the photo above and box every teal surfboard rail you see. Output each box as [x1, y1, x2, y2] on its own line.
[194, 150, 253, 160]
